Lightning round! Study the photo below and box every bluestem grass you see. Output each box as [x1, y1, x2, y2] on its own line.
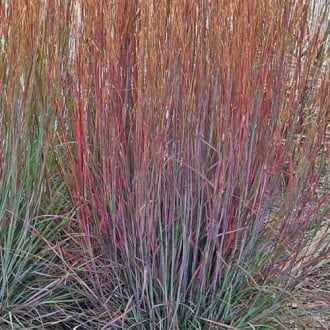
[0, 0, 329, 328]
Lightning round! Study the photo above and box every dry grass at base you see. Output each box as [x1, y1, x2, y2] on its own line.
[274, 260, 329, 330]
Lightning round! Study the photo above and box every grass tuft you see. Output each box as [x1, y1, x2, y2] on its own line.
[0, 0, 329, 328]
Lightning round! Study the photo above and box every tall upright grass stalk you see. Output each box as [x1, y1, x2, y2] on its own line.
[0, 0, 329, 328]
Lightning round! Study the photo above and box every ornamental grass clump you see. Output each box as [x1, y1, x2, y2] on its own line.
[0, 0, 329, 329]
